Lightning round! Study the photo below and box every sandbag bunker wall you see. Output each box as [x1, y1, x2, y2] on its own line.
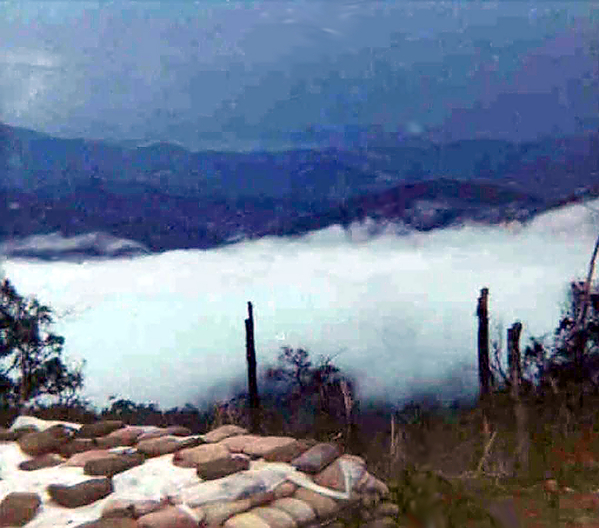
[0, 416, 397, 528]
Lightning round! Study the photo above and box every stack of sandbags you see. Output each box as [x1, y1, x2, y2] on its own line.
[0, 417, 397, 528]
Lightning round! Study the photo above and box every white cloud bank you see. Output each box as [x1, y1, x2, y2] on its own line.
[2, 199, 599, 412]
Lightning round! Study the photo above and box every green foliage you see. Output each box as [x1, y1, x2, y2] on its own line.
[264, 346, 357, 435]
[267, 346, 355, 403]
[0, 278, 85, 407]
[101, 397, 161, 419]
[103, 397, 140, 416]
[389, 466, 501, 528]
[542, 281, 599, 361]
[489, 281, 599, 399]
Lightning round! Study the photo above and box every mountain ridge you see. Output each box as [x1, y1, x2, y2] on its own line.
[1, 123, 598, 259]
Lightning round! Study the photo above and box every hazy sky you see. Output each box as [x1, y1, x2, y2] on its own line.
[1, 1, 597, 150]
[3, 198, 599, 412]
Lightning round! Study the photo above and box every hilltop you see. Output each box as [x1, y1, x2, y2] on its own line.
[0, 123, 598, 258]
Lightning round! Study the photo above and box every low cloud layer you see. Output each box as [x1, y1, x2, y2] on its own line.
[3, 199, 599, 412]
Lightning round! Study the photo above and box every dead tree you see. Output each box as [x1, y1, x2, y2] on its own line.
[477, 288, 491, 397]
[507, 322, 523, 399]
[508, 321, 529, 474]
[477, 288, 492, 443]
[564, 231, 599, 410]
[245, 302, 260, 432]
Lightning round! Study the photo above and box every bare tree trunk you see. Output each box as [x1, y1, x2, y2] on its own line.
[478, 288, 491, 397]
[477, 288, 492, 446]
[19, 347, 27, 414]
[508, 322, 529, 475]
[340, 380, 354, 445]
[568, 232, 599, 411]
[18, 319, 31, 415]
[245, 302, 260, 433]
[508, 322, 523, 398]
[18, 317, 39, 416]
[575, 233, 599, 332]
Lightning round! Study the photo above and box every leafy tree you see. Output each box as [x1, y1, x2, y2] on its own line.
[266, 347, 313, 395]
[512, 280, 599, 406]
[265, 346, 358, 433]
[101, 396, 164, 425]
[539, 281, 599, 394]
[102, 397, 140, 417]
[496, 226, 599, 407]
[0, 278, 85, 410]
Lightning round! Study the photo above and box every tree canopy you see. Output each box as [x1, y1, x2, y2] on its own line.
[264, 346, 358, 431]
[0, 278, 86, 409]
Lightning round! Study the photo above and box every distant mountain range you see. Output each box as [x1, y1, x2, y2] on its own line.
[0, 122, 598, 259]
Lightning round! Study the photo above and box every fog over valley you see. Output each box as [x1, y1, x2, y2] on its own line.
[1, 0, 598, 419]
[3, 198, 598, 413]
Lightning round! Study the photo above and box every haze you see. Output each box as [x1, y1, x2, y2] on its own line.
[2, 199, 598, 412]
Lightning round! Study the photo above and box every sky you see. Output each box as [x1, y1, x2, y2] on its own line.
[0, 0, 598, 150]
[2, 198, 599, 413]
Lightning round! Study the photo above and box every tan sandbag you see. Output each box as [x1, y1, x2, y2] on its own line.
[223, 512, 271, 528]
[293, 488, 340, 520]
[196, 454, 250, 480]
[17, 425, 72, 457]
[136, 429, 171, 442]
[137, 506, 198, 528]
[291, 443, 341, 474]
[202, 425, 248, 443]
[218, 435, 261, 453]
[76, 421, 124, 439]
[172, 443, 229, 468]
[0, 492, 41, 527]
[242, 437, 296, 458]
[314, 454, 366, 493]
[272, 482, 298, 499]
[270, 498, 317, 526]
[75, 517, 138, 528]
[136, 437, 190, 458]
[84, 453, 146, 477]
[65, 449, 114, 467]
[95, 426, 144, 448]
[0, 428, 20, 442]
[102, 499, 169, 519]
[263, 439, 317, 463]
[19, 453, 64, 471]
[192, 499, 252, 526]
[48, 478, 114, 508]
[165, 426, 192, 437]
[252, 506, 298, 528]
[59, 438, 97, 458]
